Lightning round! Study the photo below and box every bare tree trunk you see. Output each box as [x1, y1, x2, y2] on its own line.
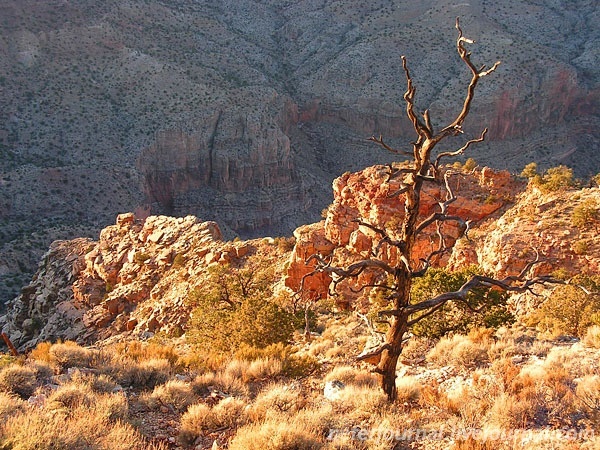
[377, 316, 408, 401]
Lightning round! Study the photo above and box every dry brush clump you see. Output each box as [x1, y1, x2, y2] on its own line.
[179, 397, 248, 445]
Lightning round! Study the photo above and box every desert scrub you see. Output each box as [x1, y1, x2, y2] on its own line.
[49, 340, 94, 369]
[0, 404, 158, 450]
[531, 165, 576, 192]
[246, 383, 304, 422]
[114, 358, 172, 389]
[179, 397, 247, 445]
[324, 365, 378, 388]
[0, 392, 26, 421]
[524, 275, 600, 337]
[409, 266, 513, 339]
[0, 364, 38, 398]
[228, 419, 323, 450]
[572, 198, 599, 229]
[145, 379, 197, 411]
[583, 325, 600, 348]
[186, 259, 295, 352]
[427, 334, 489, 368]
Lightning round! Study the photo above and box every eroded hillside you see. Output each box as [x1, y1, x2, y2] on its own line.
[1, 0, 599, 303]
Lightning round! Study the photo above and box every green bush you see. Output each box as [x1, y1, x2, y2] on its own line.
[408, 266, 513, 338]
[572, 199, 599, 229]
[524, 275, 600, 337]
[520, 162, 538, 179]
[532, 165, 575, 192]
[187, 258, 295, 352]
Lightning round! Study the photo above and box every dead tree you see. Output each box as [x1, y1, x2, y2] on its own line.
[304, 19, 560, 402]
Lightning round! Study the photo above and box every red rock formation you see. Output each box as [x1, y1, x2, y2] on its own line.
[286, 165, 524, 306]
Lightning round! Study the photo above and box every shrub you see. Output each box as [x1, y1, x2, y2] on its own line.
[520, 162, 538, 179]
[0, 365, 38, 398]
[229, 419, 323, 450]
[29, 341, 53, 363]
[191, 371, 249, 397]
[572, 199, 599, 229]
[583, 325, 600, 348]
[187, 260, 296, 352]
[0, 392, 26, 421]
[116, 358, 172, 389]
[426, 334, 489, 368]
[49, 341, 94, 369]
[324, 365, 377, 388]
[576, 375, 600, 420]
[0, 404, 154, 450]
[463, 157, 477, 171]
[532, 165, 575, 192]
[179, 397, 247, 445]
[409, 266, 513, 338]
[524, 275, 600, 337]
[146, 379, 197, 411]
[247, 383, 303, 422]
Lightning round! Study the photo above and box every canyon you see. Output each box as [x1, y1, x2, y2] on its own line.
[2, 164, 598, 351]
[0, 0, 599, 303]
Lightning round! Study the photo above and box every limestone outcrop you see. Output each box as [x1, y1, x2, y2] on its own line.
[286, 165, 523, 306]
[0, 213, 288, 350]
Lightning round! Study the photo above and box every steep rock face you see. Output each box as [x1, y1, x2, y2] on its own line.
[0, 238, 93, 348]
[448, 186, 600, 279]
[0, 213, 289, 350]
[137, 94, 315, 236]
[286, 165, 523, 306]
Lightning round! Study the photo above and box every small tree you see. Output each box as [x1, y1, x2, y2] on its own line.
[303, 19, 559, 401]
[188, 259, 295, 353]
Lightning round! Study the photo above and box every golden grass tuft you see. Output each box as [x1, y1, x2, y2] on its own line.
[49, 341, 94, 369]
[576, 375, 600, 421]
[583, 325, 600, 349]
[395, 376, 422, 404]
[116, 358, 172, 389]
[427, 334, 489, 368]
[228, 419, 323, 450]
[191, 370, 249, 397]
[0, 407, 151, 450]
[0, 392, 26, 421]
[246, 383, 303, 422]
[0, 364, 38, 398]
[325, 365, 378, 388]
[146, 379, 197, 411]
[179, 397, 247, 445]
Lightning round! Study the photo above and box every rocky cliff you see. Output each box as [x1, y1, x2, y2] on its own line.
[0, 213, 291, 350]
[2, 163, 599, 349]
[286, 164, 600, 309]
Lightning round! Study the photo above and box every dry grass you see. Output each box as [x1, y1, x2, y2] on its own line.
[145, 379, 197, 411]
[0, 392, 26, 421]
[179, 397, 247, 445]
[576, 375, 600, 423]
[583, 325, 600, 349]
[0, 364, 39, 398]
[0, 407, 152, 450]
[191, 370, 250, 397]
[247, 383, 303, 422]
[48, 341, 94, 369]
[0, 379, 153, 450]
[325, 365, 378, 388]
[395, 376, 422, 404]
[427, 335, 489, 368]
[115, 358, 172, 389]
[401, 335, 434, 363]
[229, 419, 323, 450]
[108, 340, 180, 365]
